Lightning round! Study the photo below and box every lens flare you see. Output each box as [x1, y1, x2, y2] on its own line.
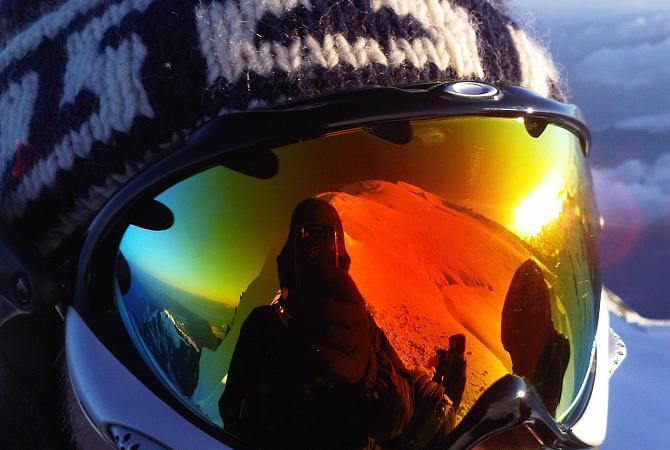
[514, 166, 566, 239]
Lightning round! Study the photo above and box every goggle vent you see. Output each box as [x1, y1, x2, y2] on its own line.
[108, 424, 169, 450]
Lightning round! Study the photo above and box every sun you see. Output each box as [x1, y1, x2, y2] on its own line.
[514, 167, 566, 239]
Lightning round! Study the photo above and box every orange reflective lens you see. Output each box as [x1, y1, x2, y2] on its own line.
[115, 117, 599, 446]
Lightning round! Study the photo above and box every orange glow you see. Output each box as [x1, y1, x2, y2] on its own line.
[326, 180, 535, 419]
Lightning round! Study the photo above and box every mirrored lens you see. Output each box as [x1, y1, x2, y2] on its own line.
[114, 117, 599, 447]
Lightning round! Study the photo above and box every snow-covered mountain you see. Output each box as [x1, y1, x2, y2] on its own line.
[138, 307, 201, 397]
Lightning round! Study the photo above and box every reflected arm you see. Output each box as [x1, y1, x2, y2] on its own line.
[218, 308, 266, 439]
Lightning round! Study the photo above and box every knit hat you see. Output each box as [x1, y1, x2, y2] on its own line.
[0, 0, 562, 256]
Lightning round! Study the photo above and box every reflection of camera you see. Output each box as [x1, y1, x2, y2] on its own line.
[294, 223, 340, 269]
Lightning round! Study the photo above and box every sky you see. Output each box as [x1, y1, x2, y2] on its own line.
[506, 2, 670, 449]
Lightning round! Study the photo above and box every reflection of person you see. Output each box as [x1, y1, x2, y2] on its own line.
[501, 259, 570, 414]
[220, 198, 457, 449]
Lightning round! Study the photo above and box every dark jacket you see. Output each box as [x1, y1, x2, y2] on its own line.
[219, 198, 453, 449]
[219, 304, 415, 449]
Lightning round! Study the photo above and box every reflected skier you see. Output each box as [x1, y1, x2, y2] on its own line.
[220, 198, 465, 449]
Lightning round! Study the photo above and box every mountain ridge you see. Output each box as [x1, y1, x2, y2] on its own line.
[604, 287, 670, 327]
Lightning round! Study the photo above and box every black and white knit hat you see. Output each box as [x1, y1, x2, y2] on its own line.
[0, 0, 562, 255]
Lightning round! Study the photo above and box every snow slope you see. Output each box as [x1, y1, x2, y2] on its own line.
[603, 292, 670, 449]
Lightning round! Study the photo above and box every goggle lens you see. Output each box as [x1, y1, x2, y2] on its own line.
[113, 116, 600, 442]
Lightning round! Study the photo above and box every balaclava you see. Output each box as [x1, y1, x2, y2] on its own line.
[0, 0, 565, 448]
[277, 198, 352, 294]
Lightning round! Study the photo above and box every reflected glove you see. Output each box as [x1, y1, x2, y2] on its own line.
[398, 371, 455, 450]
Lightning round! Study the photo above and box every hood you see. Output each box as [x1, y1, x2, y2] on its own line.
[276, 197, 352, 296]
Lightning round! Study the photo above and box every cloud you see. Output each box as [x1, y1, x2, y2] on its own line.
[575, 37, 670, 88]
[592, 153, 670, 225]
[507, 4, 670, 130]
[613, 13, 670, 43]
[612, 111, 670, 133]
[510, 0, 670, 23]
[573, 11, 670, 48]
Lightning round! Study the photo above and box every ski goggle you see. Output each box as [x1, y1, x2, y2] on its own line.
[295, 224, 340, 267]
[296, 224, 336, 242]
[62, 82, 611, 449]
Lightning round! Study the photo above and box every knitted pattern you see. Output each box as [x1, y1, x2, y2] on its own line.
[0, 0, 561, 254]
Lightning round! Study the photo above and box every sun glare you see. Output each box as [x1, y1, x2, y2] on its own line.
[514, 168, 566, 239]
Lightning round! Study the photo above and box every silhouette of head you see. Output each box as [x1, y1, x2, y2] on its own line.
[277, 198, 351, 295]
[501, 259, 554, 378]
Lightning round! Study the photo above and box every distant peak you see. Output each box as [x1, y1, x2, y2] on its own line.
[604, 287, 670, 327]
